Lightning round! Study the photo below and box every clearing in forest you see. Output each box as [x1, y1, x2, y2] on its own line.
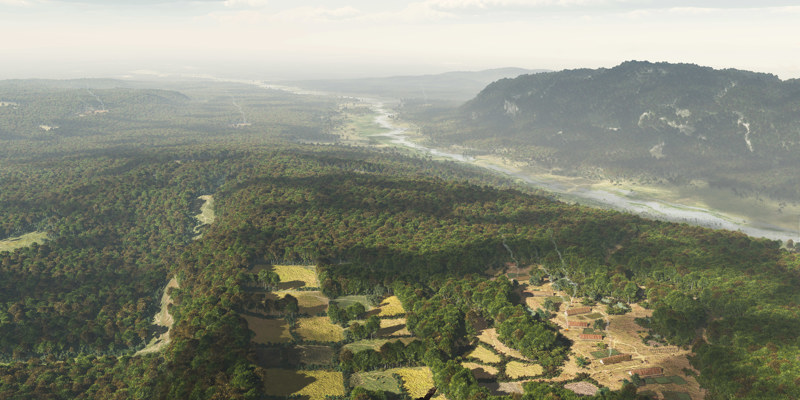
[388, 367, 444, 400]
[261, 369, 344, 400]
[466, 345, 502, 364]
[462, 362, 499, 379]
[273, 264, 320, 289]
[0, 231, 48, 252]
[244, 315, 292, 344]
[295, 316, 344, 342]
[192, 195, 215, 239]
[274, 290, 329, 314]
[344, 338, 416, 353]
[376, 296, 405, 317]
[477, 328, 532, 361]
[294, 345, 335, 366]
[378, 317, 411, 337]
[505, 361, 544, 379]
[136, 277, 179, 355]
[332, 295, 374, 309]
[350, 371, 403, 394]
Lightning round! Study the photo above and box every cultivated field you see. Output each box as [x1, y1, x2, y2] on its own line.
[378, 317, 411, 337]
[295, 345, 335, 366]
[275, 290, 329, 315]
[244, 315, 292, 344]
[388, 367, 442, 399]
[332, 295, 373, 309]
[505, 361, 543, 379]
[261, 369, 344, 400]
[273, 264, 320, 289]
[295, 316, 344, 342]
[521, 281, 703, 399]
[344, 338, 416, 353]
[466, 345, 502, 364]
[350, 371, 403, 395]
[0, 231, 48, 252]
[462, 362, 499, 379]
[477, 328, 531, 361]
[376, 296, 405, 317]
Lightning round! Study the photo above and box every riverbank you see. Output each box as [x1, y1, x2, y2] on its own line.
[360, 99, 798, 243]
[242, 79, 797, 243]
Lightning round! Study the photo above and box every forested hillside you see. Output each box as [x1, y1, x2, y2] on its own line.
[418, 61, 800, 201]
[1, 81, 799, 399]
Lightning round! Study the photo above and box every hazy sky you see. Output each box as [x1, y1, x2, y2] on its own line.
[2, 0, 799, 80]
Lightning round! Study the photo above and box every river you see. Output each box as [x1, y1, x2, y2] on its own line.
[367, 100, 798, 243]
[190, 74, 797, 243]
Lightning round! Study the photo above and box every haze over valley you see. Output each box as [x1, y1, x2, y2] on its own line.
[2, 2, 800, 400]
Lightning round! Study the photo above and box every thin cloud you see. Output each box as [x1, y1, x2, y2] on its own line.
[424, 0, 618, 10]
[0, 0, 34, 5]
[223, 0, 268, 8]
[273, 6, 361, 21]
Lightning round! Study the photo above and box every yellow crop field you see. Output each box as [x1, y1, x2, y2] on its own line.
[296, 316, 344, 342]
[379, 318, 411, 337]
[273, 265, 319, 288]
[275, 290, 329, 314]
[505, 361, 543, 379]
[462, 362, 499, 379]
[467, 345, 502, 364]
[377, 296, 405, 317]
[389, 367, 437, 399]
[243, 315, 292, 344]
[262, 369, 344, 400]
[0, 231, 48, 252]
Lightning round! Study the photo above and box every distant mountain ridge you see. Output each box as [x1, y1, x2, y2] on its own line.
[435, 61, 800, 199]
[291, 67, 548, 102]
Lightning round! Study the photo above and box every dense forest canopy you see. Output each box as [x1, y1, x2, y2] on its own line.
[1, 79, 799, 399]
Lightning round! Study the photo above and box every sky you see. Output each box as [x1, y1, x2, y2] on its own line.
[1, 0, 799, 80]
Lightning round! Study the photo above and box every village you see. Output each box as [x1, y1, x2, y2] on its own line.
[494, 263, 704, 400]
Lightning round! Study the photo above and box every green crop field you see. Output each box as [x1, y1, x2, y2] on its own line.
[332, 295, 373, 309]
[350, 371, 403, 394]
[296, 316, 344, 342]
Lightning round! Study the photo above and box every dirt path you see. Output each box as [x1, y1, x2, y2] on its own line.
[136, 277, 179, 355]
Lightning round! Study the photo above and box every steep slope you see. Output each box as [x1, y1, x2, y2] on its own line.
[438, 61, 800, 199]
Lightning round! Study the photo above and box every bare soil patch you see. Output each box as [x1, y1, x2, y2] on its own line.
[244, 315, 292, 344]
[136, 277, 179, 355]
[192, 195, 215, 239]
[479, 381, 524, 396]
